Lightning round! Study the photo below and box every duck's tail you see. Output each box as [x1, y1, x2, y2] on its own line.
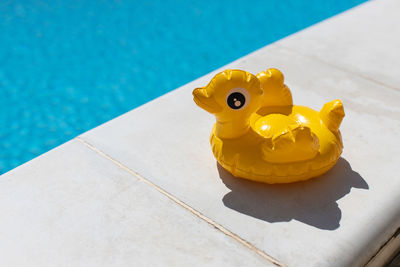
[256, 68, 293, 107]
[319, 99, 345, 133]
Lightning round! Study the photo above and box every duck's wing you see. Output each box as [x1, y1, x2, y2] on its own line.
[256, 68, 293, 108]
[261, 125, 319, 163]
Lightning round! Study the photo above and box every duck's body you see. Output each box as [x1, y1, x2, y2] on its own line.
[193, 68, 344, 184]
[211, 104, 343, 183]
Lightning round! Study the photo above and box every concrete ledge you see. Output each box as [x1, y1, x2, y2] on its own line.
[0, 139, 272, 266]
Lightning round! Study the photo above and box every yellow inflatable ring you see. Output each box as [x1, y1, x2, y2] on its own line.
[193, 68, 345, 184]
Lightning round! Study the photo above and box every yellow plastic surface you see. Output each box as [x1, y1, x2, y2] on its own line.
[193, 69, 345, 184]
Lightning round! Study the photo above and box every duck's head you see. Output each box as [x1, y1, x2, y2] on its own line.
[193, 69, 263, 122]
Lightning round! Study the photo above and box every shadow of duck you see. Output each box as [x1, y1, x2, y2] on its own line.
[219, 158, 368, 230]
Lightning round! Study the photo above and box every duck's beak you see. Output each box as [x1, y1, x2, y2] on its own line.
[192, 87, 222, 114]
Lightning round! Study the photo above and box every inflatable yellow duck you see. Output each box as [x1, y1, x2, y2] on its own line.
[193, 68, 345, 184]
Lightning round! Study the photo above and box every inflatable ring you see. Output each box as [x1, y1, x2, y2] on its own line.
[193, 68, 345, 184]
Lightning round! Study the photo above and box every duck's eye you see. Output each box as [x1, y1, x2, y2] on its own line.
[227, 92, 245, 109]
[226, 87, 250, 110]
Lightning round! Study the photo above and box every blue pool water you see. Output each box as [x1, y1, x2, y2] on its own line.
[0, 0, 366, 174]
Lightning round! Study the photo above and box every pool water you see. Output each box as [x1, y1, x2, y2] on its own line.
[0, 0, 366, 174]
